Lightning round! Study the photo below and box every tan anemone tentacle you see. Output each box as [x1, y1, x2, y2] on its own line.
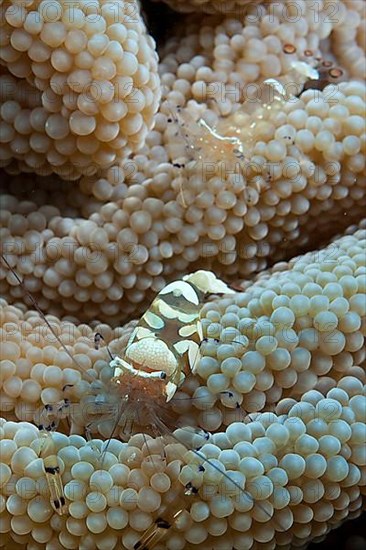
[0, 224, 365, 548]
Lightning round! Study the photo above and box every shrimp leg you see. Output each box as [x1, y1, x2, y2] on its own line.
[134, 482, 197, 550]
[38, 428, 68, 515]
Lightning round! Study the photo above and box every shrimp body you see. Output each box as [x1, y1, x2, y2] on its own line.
[167, 104, 244, 170]
[111, 270, 234, 403]
[71, 270, 234, 438]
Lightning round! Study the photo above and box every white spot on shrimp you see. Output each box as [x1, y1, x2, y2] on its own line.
[144, 311, 164, 330]
[174, 340, 190, 355]
[159, 281, 200, 305]
[178, 324, 198, 338]
[133, 327, 153, 341]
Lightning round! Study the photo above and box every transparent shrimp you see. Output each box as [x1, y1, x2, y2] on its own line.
[165, 47, 343, 209]
[166, 104, 245, 166]
[166, 102, 246, 197]
[165, 74, 309, 199]
[164, 102, 244, 207]
[1, 255, 235, 438]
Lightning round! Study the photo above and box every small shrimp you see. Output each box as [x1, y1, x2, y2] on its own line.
[1, 255, 234, 437]
[165, 81, 303, 192]
[167, 103, 244, 168]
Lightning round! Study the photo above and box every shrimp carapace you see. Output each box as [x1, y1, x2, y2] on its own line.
[111, 270, 235, 404]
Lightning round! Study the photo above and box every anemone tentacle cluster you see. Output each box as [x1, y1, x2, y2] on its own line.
[0, 384, 365, 550]
[331, 0, 366, 80]
[0, 226, 365, 548]
[0, 0, 161, 178]
[1, 225, 365, 433]
[1, 79, 365, 323]
[1, 0, 365, 322]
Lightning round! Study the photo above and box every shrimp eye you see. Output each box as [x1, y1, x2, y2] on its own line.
[38, 424, 44, 430]
[160, 372, 167, 380]
[45, 404, 53, 411]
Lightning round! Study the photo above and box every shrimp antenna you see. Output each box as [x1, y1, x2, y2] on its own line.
[1, 254, 94, 383]
[94, 332, 114, 361]
[99, 411, 126, 468]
